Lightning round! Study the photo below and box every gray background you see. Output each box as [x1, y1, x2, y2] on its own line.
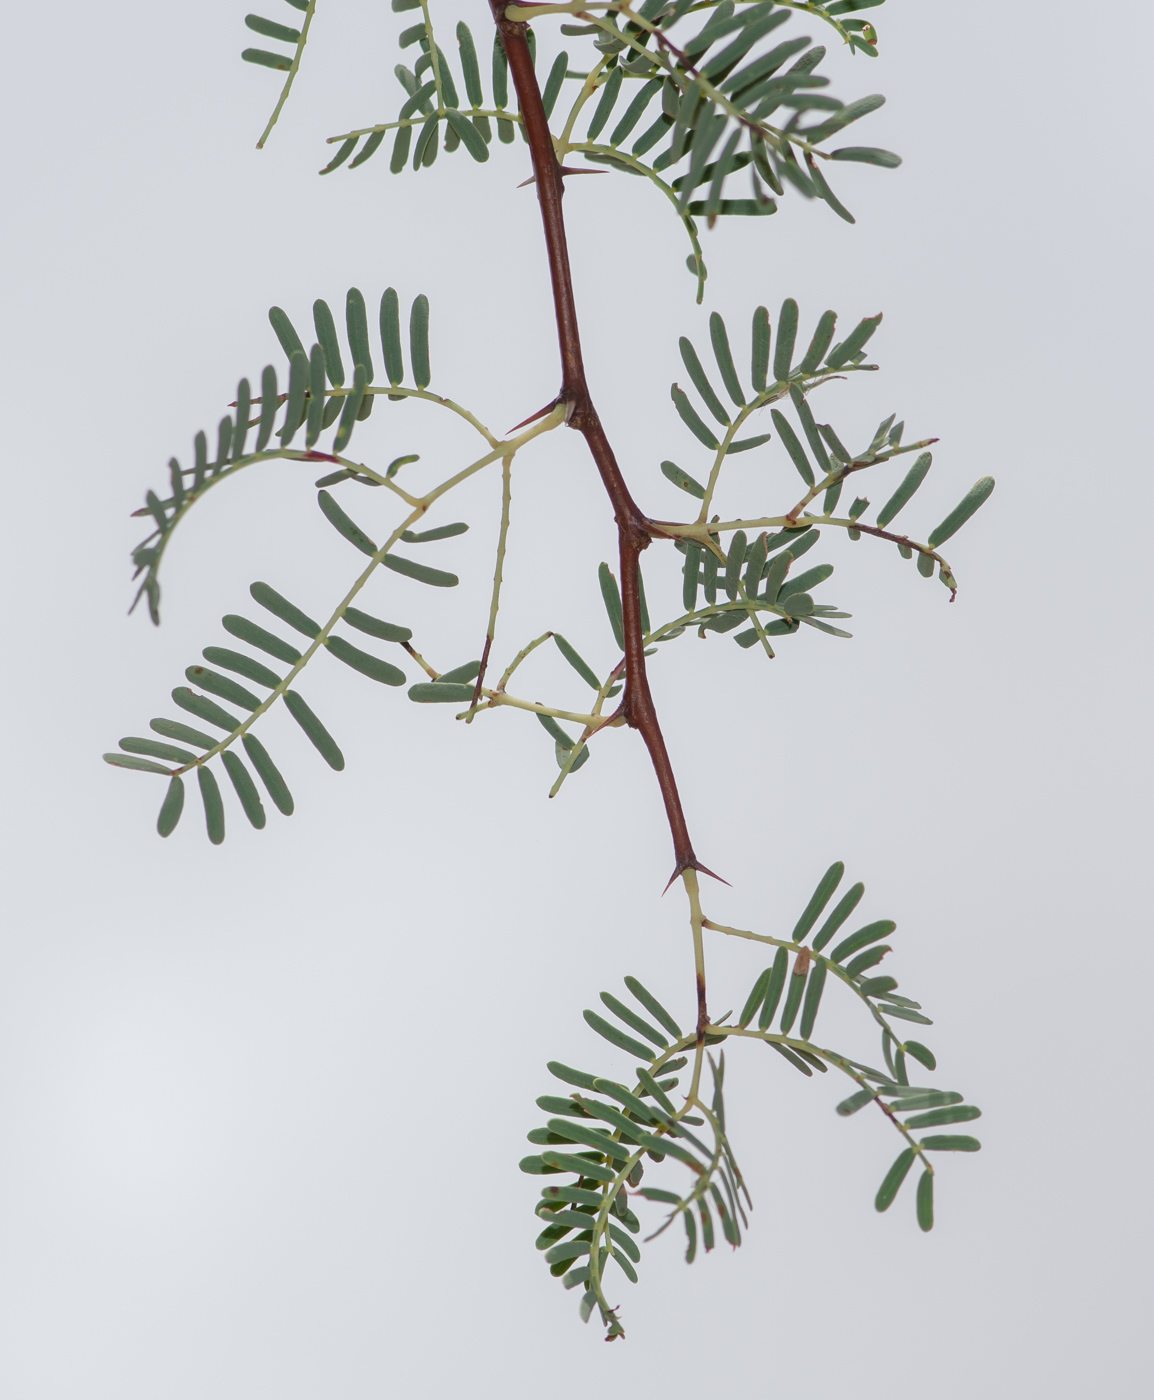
[1, 1, 1150, 1395]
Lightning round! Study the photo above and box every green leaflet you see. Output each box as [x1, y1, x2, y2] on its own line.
[184, 665, 260, 712]
[832, 146, 902, 169]
[598, 563, 624, 650]
[724, 530, 746, 601]
[790, 386, 830, 472]
[280, 350, 307, 445]
[778, 951, 808, 1034]
[548, 1061, 599, 1092]
[151, 718, 215, 749]
[875, 1147, 914, 1211]
[256, 365, 277, 452]
[758, 947, 789, 1028]
[682, 543, 702, 611]
[587, 65, 623, 141]
[380, 288, 404, 385]
[410, 295, 431, 388]
[905, 1105, 980, 1129]
[242, 48, 292, 72]
[232, 379, 250, 460]
[845, 945, 890, 978]
[769, 411, 810, 488]
[383, 554, 458, 587]
[919, 1135, 981, 1153]
[408, 682, 475, 703]
[333, 368, 367, 455]
[623, 977, 683, 1040]
[876, 451, 932, 528]
[242, 733, 293, 815]
[811, 882, 865, 951]
[671, 385, 720, 450]
[103, 753, 172, 776]
[679, 337, 730, 424]
[770, 1042, 813, 1076]
[221, 750, 266, 829]
[904, 1040, 937, 1071]
[635, 1068, 677, 1116]
[492, 31, 509, 109]
[661, 461, 706, 498]
[546, 1120, 632, 1164]
[554, 634, 601, 691]
[751, 305, 770, 391]
[797, 310, 837, 374]
[456, 22, 483, 106]
[157, 776, 185, 837]
[792, 861, 844, 942]
[612, 78, 662, 145]
[198, 764, 225, 845]
[319, 137, 357, 175]
[445, 110, 489, 162]
[541, 1153, 617, 1184]
[916, 1170, 934, 1232]
[773, 297, 798, 381]
[401, 521, 469, 543]
[739, 968, 772, 1028]
[826, 313, 882, 369]
[836, 1088, 875, 1117]
[830, 919, 895, 964]
[928, 476, 995, 547]
[744, 533, 766, 595]
[120, 737, 195, 764]
[440, 661, 481, 684]
[805, 92, 887, 145]
[222, 614, 302, 664]
[325, 636, 406, 686]
[283, 690, 344, 770]
[250, 582, 320, 637]
[269, 305, 305, 361]
[541, 52, 568, 119]
[540, 1187, 604, 1209]
[172, 687, 240, 733]
[762, 551, 791, 605]
[917, 551, 935, 578]
[779, 564, 833, 599]
[318, 489, 377, 557]
[344, 608, 411, 644]
[201, 647, 280, 690]
[312, 299, 345, 387]
[305, 345, 326, 446]
[726, 432, 772, 454]
[799, 960, 826, 1039]
[600, 992, 668, 1049]
[585, 1008, 658, 1058]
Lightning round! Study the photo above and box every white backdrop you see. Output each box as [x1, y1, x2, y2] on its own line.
[1, 2, 1150, 1396]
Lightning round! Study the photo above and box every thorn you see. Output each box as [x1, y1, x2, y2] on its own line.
[517, 167, 608, 188]
[662, 859, 730, 895]
[507, 399, 560, 433]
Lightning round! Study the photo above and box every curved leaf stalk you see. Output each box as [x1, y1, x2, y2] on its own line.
[255, 0, 318, 150]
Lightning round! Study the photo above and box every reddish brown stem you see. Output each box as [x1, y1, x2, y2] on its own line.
[490, 3, 705, 879]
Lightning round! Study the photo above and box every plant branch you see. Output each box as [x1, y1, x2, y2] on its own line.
[491, 0, 706, 881]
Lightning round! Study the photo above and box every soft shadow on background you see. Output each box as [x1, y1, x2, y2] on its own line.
[1, 2, 1150, 1396]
